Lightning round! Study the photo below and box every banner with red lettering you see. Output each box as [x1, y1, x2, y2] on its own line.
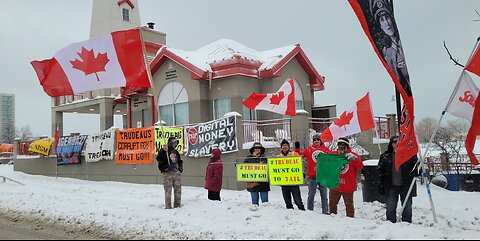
[348, 0, 418, 170]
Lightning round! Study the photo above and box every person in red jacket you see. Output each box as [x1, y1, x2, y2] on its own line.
[299, 133, 331, 214]
[329, 137, 363, 218]
[205, 148, 223, 201]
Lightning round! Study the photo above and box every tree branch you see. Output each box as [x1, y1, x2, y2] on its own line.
[443, 41, 465, 68]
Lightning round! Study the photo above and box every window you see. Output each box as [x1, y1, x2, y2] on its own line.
[213, 98, 231, 120]
[122, 8, 130, 22]
[159, 82, 189, 126]
[242, 97, 257, 120]
[293, 79, 304, 110]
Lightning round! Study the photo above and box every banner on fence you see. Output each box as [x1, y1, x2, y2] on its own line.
[236, 163, 269, 182]
[57, 135, 88, 165]
[115, 126, 154, 165]
[268, 156, 304, 185]
[28, 138, 54, 156]
[85, 128, 116, 163]
[185, 116, 237, 157]
[154, 127, 184, 154]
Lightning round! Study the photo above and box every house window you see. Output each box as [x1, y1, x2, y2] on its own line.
[213, 98, 231, 120]
[242, 97, 257, 121]
[293, 79, 304, 110]
[159, 82, 189, 126]
[122, 8, 130, 22]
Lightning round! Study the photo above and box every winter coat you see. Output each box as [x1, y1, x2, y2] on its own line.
[301, 144, 331, 178]
[331, 149, 363, 193]
[205, 149, 223, 192]
[244, 154, 270, 192]
[156, 137, 183, 173]
[377, 152, 419, 197]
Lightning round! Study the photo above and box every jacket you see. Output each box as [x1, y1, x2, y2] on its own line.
[244, 154, 270, 192]
[377, 152, 419, 197]
[301, 144, 331, 178]
[156, 137, 183, 173]
[205, 149, 223, 192]
[331, 149, 363, 193]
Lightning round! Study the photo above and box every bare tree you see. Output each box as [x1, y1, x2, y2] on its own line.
[16, 125, 33, 141]
[2, 124, 16, 144]
[416, 117, 437, 143]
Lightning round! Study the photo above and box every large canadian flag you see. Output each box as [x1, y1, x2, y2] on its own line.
[31, 29, 151, 97]
[242, 79, 296, 116]
[320, 93, 375, 143]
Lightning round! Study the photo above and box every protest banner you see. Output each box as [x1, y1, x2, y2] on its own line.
[115, 127, 154, 165]
[268, 156, 303, 185]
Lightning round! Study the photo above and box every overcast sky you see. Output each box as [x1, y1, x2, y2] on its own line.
[0, 0, 478, 137]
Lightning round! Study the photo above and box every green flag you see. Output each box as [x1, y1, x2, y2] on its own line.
[316, 153, 350, 189]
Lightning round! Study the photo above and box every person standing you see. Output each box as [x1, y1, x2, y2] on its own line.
[244, 142, 270, 206]
[301, 133, 331, 214]
[205, 148, 223, 201]
[277, 139, 305, 210]
[157, 137, 184, 209]
[378, 136, 419, 223]
[329, 138, 363, 218]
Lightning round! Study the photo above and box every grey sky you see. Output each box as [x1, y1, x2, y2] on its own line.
[0, 0, 478, 137]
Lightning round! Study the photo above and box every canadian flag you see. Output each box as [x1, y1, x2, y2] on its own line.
[31, 29, 151, 97]
[242, 79, 296, 116]
[445, 70, 479, 122]
[321, 93, 375, 143]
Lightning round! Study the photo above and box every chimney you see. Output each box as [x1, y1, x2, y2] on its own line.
[147, 22, 155, 29]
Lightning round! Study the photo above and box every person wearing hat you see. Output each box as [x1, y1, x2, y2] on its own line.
[277, 139, 305, 210]
[244, 142, 270, 206]
[377, 136, 419, 223]
[329, 137, 363, 218]
[370, 0, 412, 97]
[205, 148, 223, 201]
[157, 136, 184, 209]
[300, 133, 331, 214]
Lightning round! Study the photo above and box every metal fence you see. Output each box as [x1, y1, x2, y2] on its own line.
[242, 119, 291, 148]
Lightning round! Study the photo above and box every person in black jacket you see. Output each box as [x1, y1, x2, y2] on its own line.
[377, 136, 419, 223]
[244, 142, 270, 206]
[157, 137, 184, 209]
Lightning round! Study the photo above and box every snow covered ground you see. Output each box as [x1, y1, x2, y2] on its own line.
[0, 165, 479, 239]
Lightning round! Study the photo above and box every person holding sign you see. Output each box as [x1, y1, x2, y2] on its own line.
[157, 137, 184, 209]
[205, 148, 223, 201]
[244, 142, 270, 206]
[277, 139, 305, 211]
[329, 138, 363, 218]
[300, 134, 331, 214]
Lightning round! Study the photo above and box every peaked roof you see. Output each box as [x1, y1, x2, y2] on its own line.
[150, 39, 325, 91]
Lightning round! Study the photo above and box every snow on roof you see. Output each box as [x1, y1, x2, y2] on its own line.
[163, 39, 297, 72]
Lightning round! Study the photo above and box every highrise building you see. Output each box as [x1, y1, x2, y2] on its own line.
[0, 93, 15, 143]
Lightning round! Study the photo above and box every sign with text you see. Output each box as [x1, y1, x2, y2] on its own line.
[154, 127, 184, 154]
[28, 138, 54, 156]
[268, 156, 304, 185]
[85, 128, 116, 163]
[57, 135, 88, 165]
[185, 116, 237, 157]
[115, 127, 154, 165]
[236, 163, 268, 182]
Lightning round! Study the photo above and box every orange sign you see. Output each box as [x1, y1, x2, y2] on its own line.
[115, 127, 155, 165]
[0, 144, 14, 153]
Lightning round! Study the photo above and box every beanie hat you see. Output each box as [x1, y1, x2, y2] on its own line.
[337, 137, 350, 147]
[280, 139, 290, 147]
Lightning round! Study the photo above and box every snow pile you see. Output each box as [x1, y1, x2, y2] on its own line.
[0, 165, 479, 239]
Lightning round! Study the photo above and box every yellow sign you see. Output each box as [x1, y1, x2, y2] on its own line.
[236, 164, 268, 182]
[268, 156, 304, 185]
[28, 138, 54, 156]
[154, 127, 184, 154]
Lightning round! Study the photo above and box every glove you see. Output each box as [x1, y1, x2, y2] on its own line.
[345, 153, 357, 160]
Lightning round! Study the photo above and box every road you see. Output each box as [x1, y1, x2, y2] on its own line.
[0, 214, 105, 240]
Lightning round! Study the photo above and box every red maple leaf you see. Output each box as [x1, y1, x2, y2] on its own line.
[270, 91, 285, 106]
[334, 111, 354, 130]
[70, 47, 110, 81]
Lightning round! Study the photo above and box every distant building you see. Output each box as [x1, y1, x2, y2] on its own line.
[0, 93, 15, 143]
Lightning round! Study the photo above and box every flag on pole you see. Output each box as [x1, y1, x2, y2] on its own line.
[242, 79, 296, 116]
[348, 0, 419, 170]
[31, 28, 150, 97]
[464, 44, 480, 166]
[320, 92, 375, 143]
[444, 70, 479, 122]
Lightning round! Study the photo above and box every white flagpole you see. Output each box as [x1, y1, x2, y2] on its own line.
[398, 38, 480, 223]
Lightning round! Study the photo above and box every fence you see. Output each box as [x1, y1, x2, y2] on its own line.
[374, 116, 390, 139]
[242, 119, 291, 149]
